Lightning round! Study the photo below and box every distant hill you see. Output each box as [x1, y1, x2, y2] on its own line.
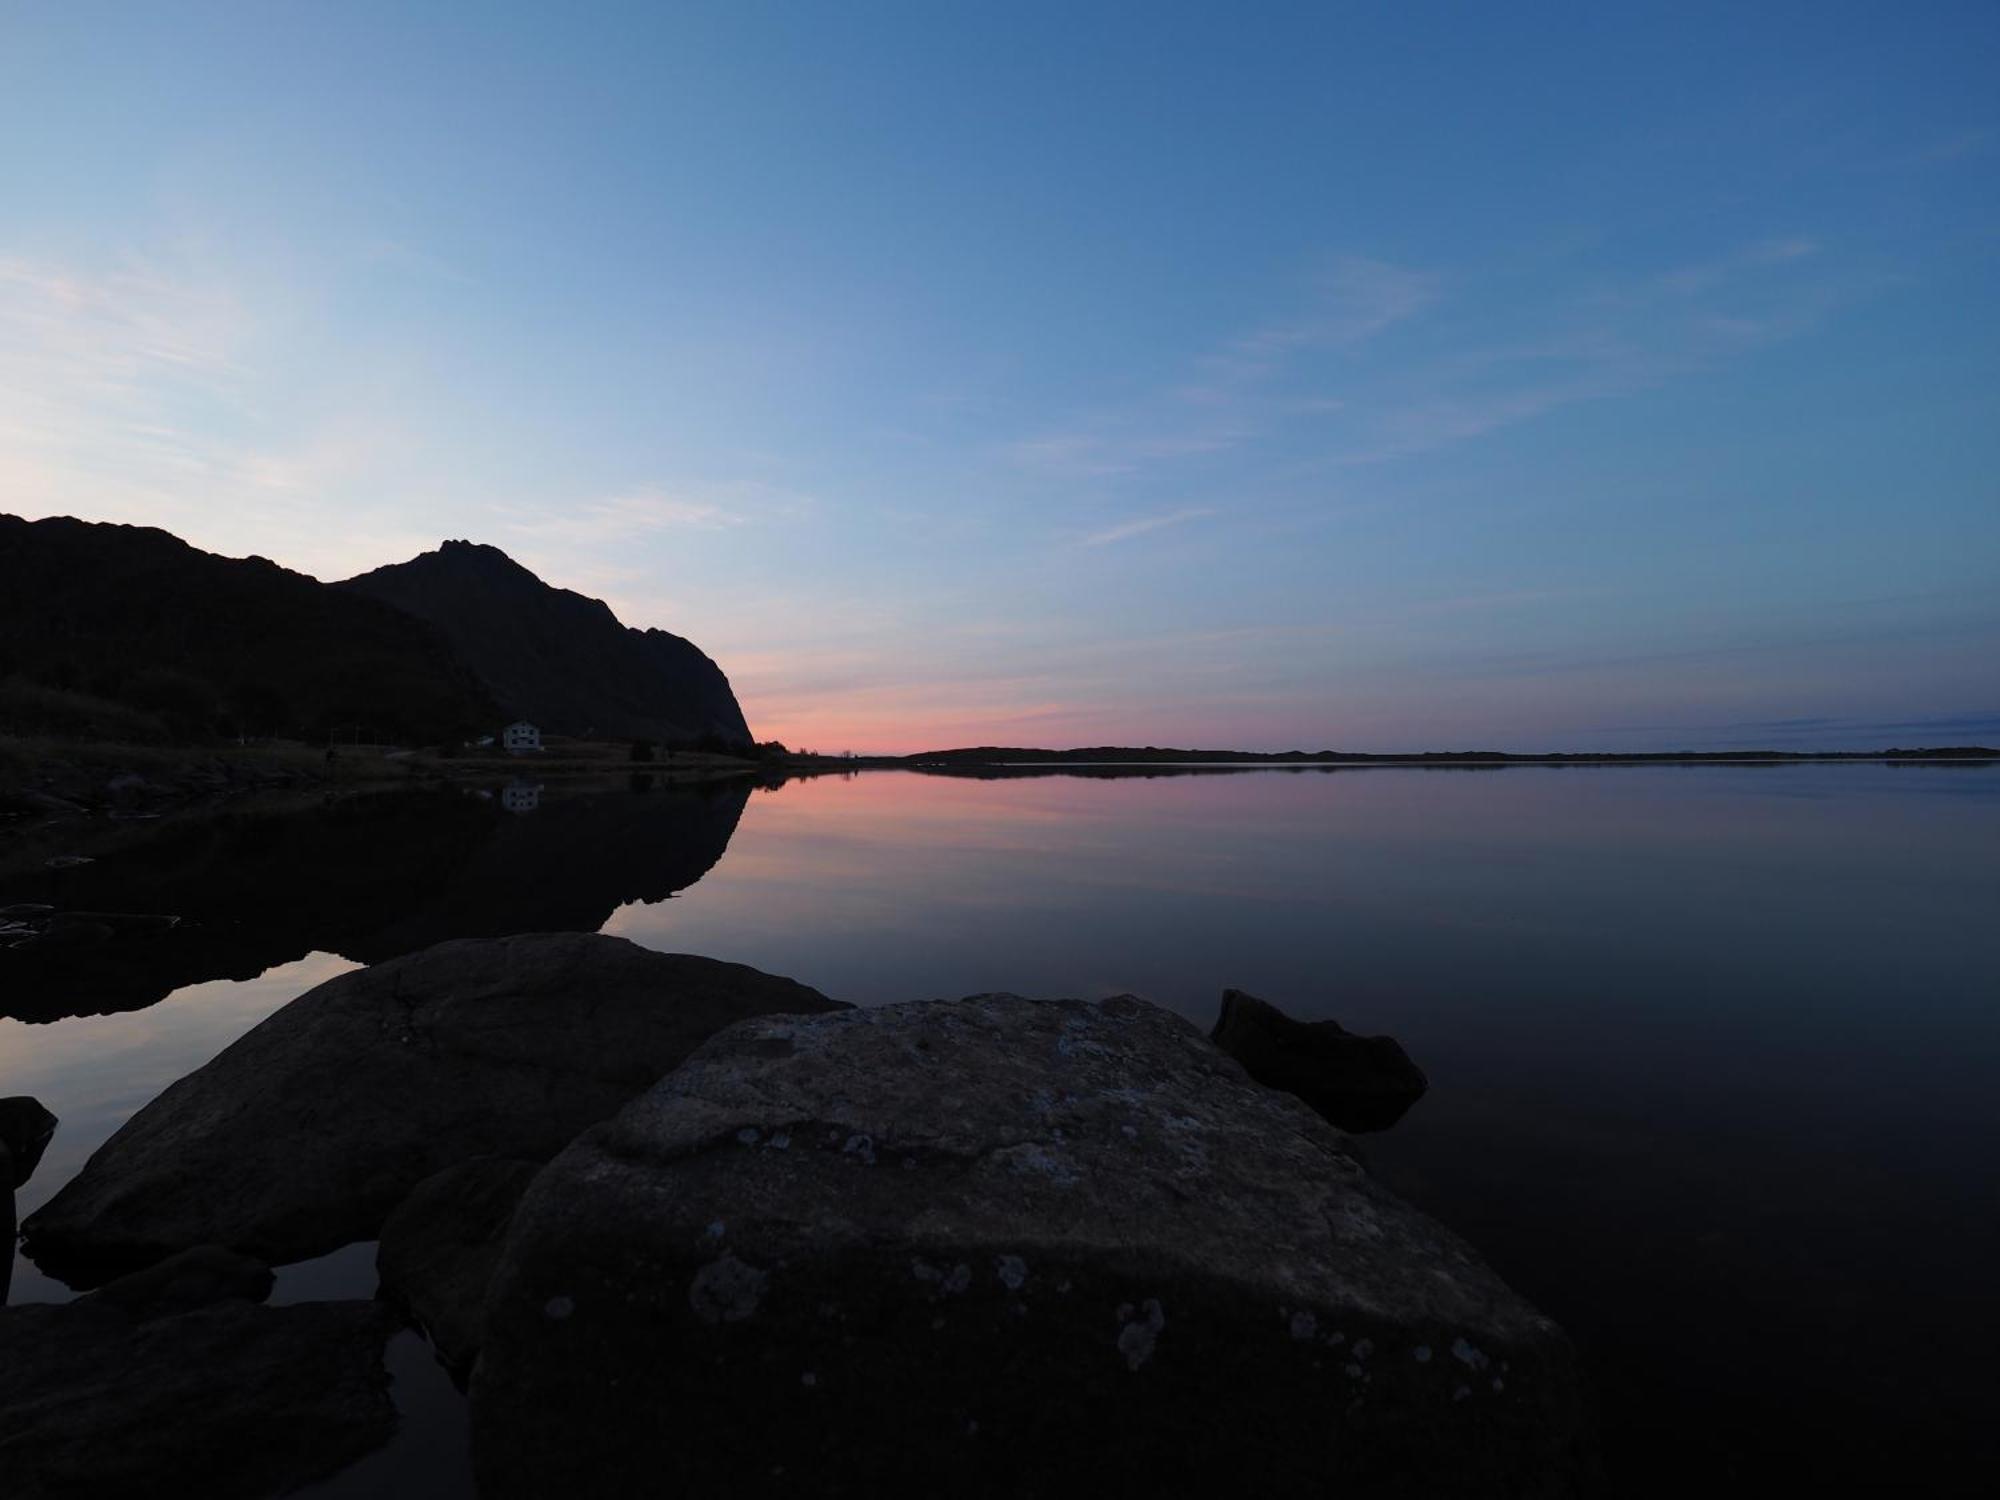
[0, 515, 497, 743]
[904, 745, 2000, 767]
[340, 540, 751, 748]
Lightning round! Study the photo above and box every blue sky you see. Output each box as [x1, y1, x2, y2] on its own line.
[3, 1, 1995, 751]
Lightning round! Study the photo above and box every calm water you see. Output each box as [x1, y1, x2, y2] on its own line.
[5, 765, 1998, 1494]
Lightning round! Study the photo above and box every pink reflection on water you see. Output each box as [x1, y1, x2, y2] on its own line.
[3, 951, 360, 1304]
[604, 765, 1999, 1019]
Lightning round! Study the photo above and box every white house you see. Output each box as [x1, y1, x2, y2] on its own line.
[502, 721, 542, 754]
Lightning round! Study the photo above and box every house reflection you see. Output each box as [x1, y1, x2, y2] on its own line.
[501, 781, 543, 814]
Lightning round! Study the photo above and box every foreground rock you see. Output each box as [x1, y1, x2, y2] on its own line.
[24, 933, 844, 1281]
[2, 910, 181, 952]
[378, 1155, 539, 1377]
[0, 1295, 396, 1499]
[91, 1244, 276, 1318]
[473, 994, 1588, 1497]
[1211, 987, 1429, 1131]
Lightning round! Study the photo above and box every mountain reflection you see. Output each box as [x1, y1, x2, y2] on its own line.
[0, 779, 748, 1023]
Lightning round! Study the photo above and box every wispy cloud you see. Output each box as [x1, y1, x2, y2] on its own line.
[0, 247, 438, 574]
[503, 488, 767, 545]
[0, 255, 251, 388]
[1656, 236, 1819, 296]
[1201, 256, 1439, 386]
[1007, 256, 1440, 483]
[1079, 505, 1216, 547]
[1006, 235, 1858, 485]
[1400, 587, 1597, 619]
[1877, 128, 1994, 171]
[1007, 427, 1249, 480]
[1323, 235, 1856, 465]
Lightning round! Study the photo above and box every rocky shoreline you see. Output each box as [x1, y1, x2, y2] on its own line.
[0, 749, 333, 824]
[5, 933, 1594, 1497]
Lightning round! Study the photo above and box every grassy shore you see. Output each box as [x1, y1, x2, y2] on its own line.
[0, 734, 763, 817]
[0, 734, 364, 791]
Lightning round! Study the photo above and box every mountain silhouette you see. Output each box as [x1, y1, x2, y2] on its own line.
[0, 515, 496, 744]
[0, 516, 750, 750]
[340, 540, 751, 747]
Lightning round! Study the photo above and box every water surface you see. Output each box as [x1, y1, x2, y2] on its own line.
[4, 765, 1996, 1493]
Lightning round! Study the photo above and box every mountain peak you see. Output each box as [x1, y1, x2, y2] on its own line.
[428, 538, 532, 571]
[340, 540, 752, 747]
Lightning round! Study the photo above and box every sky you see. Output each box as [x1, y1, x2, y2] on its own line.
[2, 1, 1996, 753]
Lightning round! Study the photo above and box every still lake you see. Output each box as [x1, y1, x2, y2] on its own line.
[5, 764, 1997, 1494]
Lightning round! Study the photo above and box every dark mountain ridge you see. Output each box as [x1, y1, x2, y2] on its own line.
[340, 540, 751, 748]
[0, 514, 496, 743]
[0, 515, 750, 750]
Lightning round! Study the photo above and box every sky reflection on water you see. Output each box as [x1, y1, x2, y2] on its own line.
[5, 764, 1996, 1490]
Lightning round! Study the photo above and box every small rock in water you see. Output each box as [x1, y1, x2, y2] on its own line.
[0, 1096, 58, 1188]
[1209, 988, 1428, 1132]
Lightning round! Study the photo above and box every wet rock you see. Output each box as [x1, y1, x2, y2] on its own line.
[7, 918, 113, 950]
[104, 772, 159, 807]
[0, 1296, 397, 1500]
[63, 910, 181, 936]
[0, 1096, 58, 1187]
[90, 1245, 275, 1319]
[378, 1156, 539, 1377]
[6, 911, 181, 953]
[472, 994, 1588, 1498]
[1210, 987, 1428, 1132]
[24, 933, 845, 1281]
[7, 791, 86, 817]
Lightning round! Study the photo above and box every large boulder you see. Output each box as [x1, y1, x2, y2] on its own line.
[378, 1155, 540, 1378]
[23, 933, 844, 1282]
[472, 994, 1589, 1497]
[1211, 987, 1429, 1132]
[0, 1295, 397, 1499]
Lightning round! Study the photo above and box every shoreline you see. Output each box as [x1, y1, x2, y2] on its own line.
[900, 752, 1997, 768]
[5, 736, 1993, 832]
